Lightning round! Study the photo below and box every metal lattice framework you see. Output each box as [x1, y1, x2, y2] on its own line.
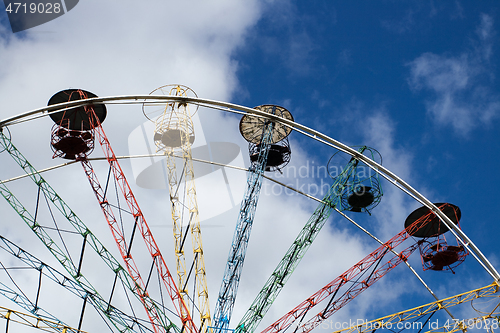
[0, 134, 140, 333]
[48, 89, 197, 333]
[0, 272, 66, 330]
[79, 155, 176, 333]
[261, 204, 454, 333]
[0, 234, 157, 333]
[236, 147, 380, 333]
[212, 110, 275, 333]
[293, 243, 420, 333]
[331, 282, 500, 333]
[0, 130, 177, 333]
[0, 236, 77, 330]
[0, 305, 87, 333]
[144, 85, 211, 333]
[84, 105, 196, 333]
[1, 93, 499, 333]
[0, 94, 496, 281]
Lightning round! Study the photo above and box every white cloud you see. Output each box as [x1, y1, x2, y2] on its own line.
[1, 3, 487, 333]
[361, 112, 418, 240]
[248, 107, 430, 331]
[407, 14, 500, 135]
[0, 0, 267, 331]
[0, 2, 383, 332]
[477, 13, 494, 44]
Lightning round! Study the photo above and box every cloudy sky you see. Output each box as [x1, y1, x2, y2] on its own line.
[1, 1, 500, 333]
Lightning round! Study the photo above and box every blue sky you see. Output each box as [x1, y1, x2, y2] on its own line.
[235, 0, 500, 268]
[240, 2, 500, 322]
[0, 1, 499, 333]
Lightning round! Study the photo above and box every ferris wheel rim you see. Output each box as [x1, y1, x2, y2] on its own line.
[1, 93, 500, 333]
[0, 93, 497, 281]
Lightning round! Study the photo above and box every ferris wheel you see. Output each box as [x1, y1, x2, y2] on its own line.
[0, 88, 498, 333]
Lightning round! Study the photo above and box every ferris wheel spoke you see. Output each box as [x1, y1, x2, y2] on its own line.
[0, 130, 179, 333]
[236, 147, 382, 333]
[142, 85, 214, 333]
[0, 305, 88, 333]
[0, 264, 67, 328]
[260, 209, 449, 333]
[331, 283, 500, 333]
[1, 91, 499, 333]
[213, 105, 293, 333]
[0, 175, 139, 332]
[79, 156, 177, 333]
[295, 243, 420, 333]
[0, 234, 159, 333]
[212, 117, 273, 332]
[46, 88, 198, 333]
